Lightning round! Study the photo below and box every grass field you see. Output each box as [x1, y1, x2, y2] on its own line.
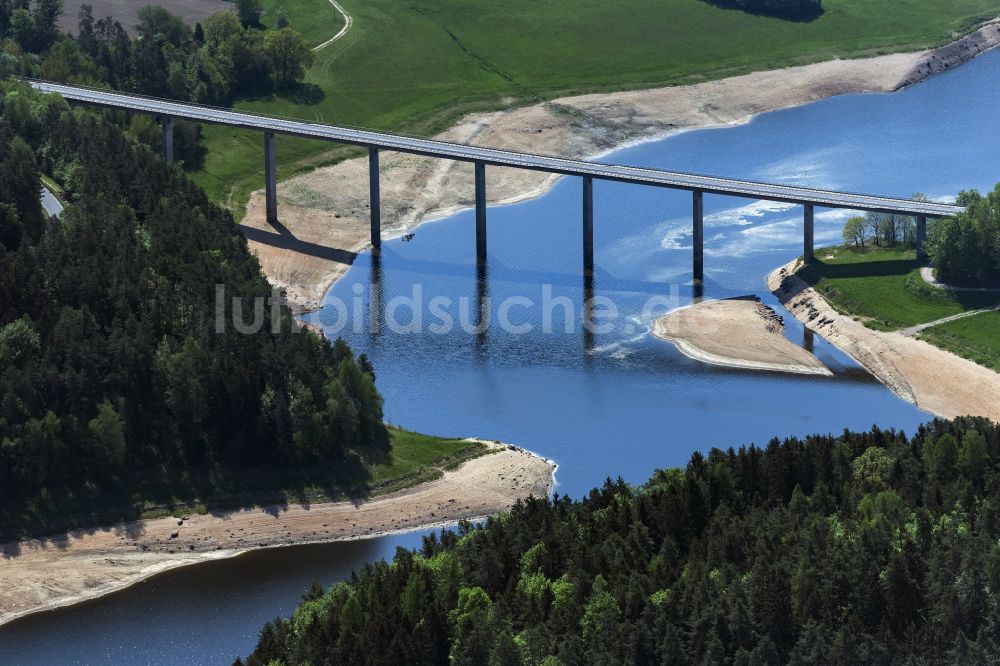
[190, 0, 1000, 210]
[368, 428, 488, 493]
[259, 0, 341, 46]
[802, 245, 1000, 375]
[919, 311, 1000, 372]
[800, 246, 1000, 331]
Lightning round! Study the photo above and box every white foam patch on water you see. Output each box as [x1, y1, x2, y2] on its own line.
[651, 201, 795, 252]
[659, 199, 809, 250]
[606, 192, 900, 267]
[646, 265, 693, 283]
[604, 216, 688, 263]
[756, 149, 842, 189]
[705, 216, 843, 257]
[705, 200, 797, 227]
[659, 226, 691, 250]
[588, 317, 650, 356]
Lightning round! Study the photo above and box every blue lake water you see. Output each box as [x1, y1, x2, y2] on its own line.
[3, 49, 1000, 664]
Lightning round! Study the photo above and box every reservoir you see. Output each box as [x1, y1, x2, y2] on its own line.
[3, 49, 1000, 664]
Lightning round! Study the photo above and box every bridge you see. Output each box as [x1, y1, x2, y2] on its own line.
[28, 80, 962, 282]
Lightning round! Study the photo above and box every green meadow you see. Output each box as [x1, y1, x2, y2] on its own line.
[801, 246, 1000, 331]
[191, 0, 1000, 211]
[918, 311, 1000, 373]
[801, 245, 1000, 374]
[368, 428, 489, 492]
[259, 0, 341, 45]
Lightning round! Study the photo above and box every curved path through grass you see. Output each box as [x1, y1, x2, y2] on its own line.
[920, 266, 1000, 292]
[313, 0, 353, 52]
[901, 305, 1000, 336]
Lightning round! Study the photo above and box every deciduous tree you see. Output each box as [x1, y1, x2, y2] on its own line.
[264, 26, 313, 87]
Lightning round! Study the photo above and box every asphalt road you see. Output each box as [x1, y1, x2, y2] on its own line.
[40, 186, 64, 218]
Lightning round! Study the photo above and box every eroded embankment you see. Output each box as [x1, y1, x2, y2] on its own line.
[769, 260, 1000, 421]
[0, 442, 554, 628]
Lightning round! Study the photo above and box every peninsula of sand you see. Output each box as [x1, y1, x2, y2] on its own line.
[769, 260, 1000, 422]
[653, 297, 831, 375]
[0, 442, 554, 628]
[238, 24, 1000, 312]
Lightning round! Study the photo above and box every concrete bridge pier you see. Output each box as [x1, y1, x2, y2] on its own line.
[369, 146, 381, 253]
[162, 116, 173, 165]
[475, 161, 487, 260]
[692, 190, 704, 285]
[583, 176, 594, 276]
[264, 131, 277, 224]
[804, 204, 814, 262]
[916, 215, 927, 261]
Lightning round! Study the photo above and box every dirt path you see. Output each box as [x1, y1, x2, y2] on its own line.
[0, 442, 554, 628]
[241, 25, 1000, 312]
[901, 305, 1000, 336]
[769, 259, 1000, 421]
[653, 297, 831, 375]
[920, 266, 1000, 292]
[313, 0, 353, 52]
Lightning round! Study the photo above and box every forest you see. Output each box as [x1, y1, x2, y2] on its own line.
[0, 82, 386, 540]
[0, 1, 313, 164]
[243, 417, 1000, 665]
[0, 1, 313, 99]
[928, 186, 1000, 286]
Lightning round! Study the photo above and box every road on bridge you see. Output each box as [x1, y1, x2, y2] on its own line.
[27, 80, 962, 219]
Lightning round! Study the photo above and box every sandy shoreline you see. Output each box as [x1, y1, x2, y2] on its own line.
[0, 441, 555, 628]
[653, 297, 831, 375]
[239, 24, 1000, 312]
[769, 260, 1000, 421]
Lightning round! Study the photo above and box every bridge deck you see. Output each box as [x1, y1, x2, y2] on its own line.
[28, 80, 961, 218]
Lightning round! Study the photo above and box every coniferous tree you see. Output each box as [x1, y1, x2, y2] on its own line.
[242, 418, 1000, 665]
